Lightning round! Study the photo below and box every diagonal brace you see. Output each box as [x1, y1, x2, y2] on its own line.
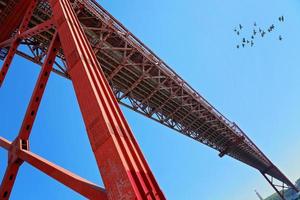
[0, 0, 38, 87]
[0, 137, 108, 200]
[0, 32, 60, 199]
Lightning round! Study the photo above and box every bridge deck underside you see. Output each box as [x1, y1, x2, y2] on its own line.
[0, 0, 291, 186]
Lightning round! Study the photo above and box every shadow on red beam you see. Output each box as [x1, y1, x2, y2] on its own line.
[0, 137, 107, 200]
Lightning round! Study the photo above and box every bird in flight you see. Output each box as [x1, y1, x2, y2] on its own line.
[234, 17, 285, 49]
[279, 16, 284, 22]
[268, 24, 275, 32]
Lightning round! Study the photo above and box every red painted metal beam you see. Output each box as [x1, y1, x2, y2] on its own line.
[0, 0, 37, 87]
[0, 18, 54, 49]
[0, 39, 19, 86]
[0, 39, 13, 49]
[18, 32, 60, 141]
[0, 31, 108, 200]
[19, 19, 55, 40]
[0, 137, 108, 200]
[49, 0, 165, 199]
[0, 32, 60, 199]
[19, 148, 108, 200]
[0, 0, 32, 43]
[0, 162, 21, 199]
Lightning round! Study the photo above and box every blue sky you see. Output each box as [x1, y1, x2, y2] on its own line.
[0, 0, 300, 199]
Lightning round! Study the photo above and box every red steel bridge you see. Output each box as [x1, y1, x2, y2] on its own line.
[0, 0, 298, 199]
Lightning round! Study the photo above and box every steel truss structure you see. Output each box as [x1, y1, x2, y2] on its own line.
[0, 0, 298, 199]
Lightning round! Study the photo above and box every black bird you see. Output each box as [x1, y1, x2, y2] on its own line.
[242, 43, 245, 48]
[279, 16, 284, 22]
[270, 24, 275, 30]
[247, 40, 250, 44]
[237, 31, 240, 35]
[251, 35, 254, 39]
[239, 24, 243, 30]
[254, 22, 257, 26]
[261, 31, 266, 37]
[253, 29, 257, 35]
[237, 45, 240, 49]
[234, 28, 237, 32]
[268, 28, 271, 32]
[259, 28, 262, 33]
[251, 41, 254, 47]
[242, 38, 246, 43]
[279, 35, 283, 40]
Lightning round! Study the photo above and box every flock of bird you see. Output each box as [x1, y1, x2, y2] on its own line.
[234, 16, 285, 49]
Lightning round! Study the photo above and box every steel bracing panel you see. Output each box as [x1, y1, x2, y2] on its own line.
[0, 0, 298, 199]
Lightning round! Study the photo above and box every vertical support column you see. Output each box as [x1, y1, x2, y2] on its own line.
[0, 32, 60, 199]
[241, 127, 299, 196]
[261, 173, 285, 200]
[0, 0, 37, 87]
[50, 0, 165, 199]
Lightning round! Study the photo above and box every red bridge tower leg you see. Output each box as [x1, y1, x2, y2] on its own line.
[0, 0, 166, 199]
[50, 0, 165, 199]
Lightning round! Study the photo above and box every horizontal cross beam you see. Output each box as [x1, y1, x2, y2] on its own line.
[0, 137, 108, 200]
